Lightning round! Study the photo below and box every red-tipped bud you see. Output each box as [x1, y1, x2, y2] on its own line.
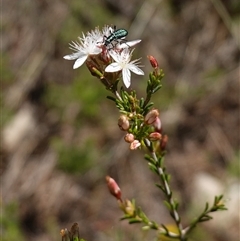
[147, 55, 159, 69]
[160, 134, 168, 151]
[130, 140, 141, 150]
[106, 176, 122, 201]
[149, 132, 162, 141]
[145, 109, 159, 125]
[153, 116, 162, 132]
[124, 133, 135, 143]
[118, 115, 130, 131]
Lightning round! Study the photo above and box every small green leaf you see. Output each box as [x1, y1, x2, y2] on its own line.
[164, 201, 172, 211]
[204, 202, 209, 212]
[159, 156, 164, 166]
[142, 225, 150, 230]
[144, 154, 153, 162]
[144, 102, 154, 110]
[175, 201, 179, 210]
[155, 183, 166, 193]
[199, 216, 212, 222]
[128, 218, 142, 224]
[106, 95, 116, 102]
[139, 97, 145, 108]
[152, 85, 162, 94]
[149, 73, 155, 83]
[165, 174, 171, 182]
[120, 217, 127, 221]
[148, 162, 158, 174]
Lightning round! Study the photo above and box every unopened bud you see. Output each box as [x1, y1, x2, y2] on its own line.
[145, 109, 159, 125]
[153, 116, 162, 132]
[130, 140, 141, 150]
[124, 133, 135, 143]
[149, 132, 162, 141]
[60, 229, 71, 239]
[106, 176, 122, 201]
[70, 223, 79, 238]
[60, 229, 65, 237]
[160, 134, 168, 151]
[147, 55, 159, 69]
[118, 115, 130, 131]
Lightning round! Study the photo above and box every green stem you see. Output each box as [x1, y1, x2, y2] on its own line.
[151, 151, 186, 241]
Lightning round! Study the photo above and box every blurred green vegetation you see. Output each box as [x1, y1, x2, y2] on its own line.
[1, 95, 15, 126]
[1, 54, 14, 86]
[44, 72, 107, 121]
[46, 216, 63, 241]
[72, 72, 108, 118]
[52, 137, 98, 174]
[187, 226, 214, 241]
[152, 66, 227, 112]
[227, 151, 240, 177]
[1, 202, 25, 241]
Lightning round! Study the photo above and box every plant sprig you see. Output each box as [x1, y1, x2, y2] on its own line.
[62, 25, 227, 240]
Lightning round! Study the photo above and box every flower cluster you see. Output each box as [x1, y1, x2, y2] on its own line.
[118, 108, 166, 150]
[63, 25, 144, 88]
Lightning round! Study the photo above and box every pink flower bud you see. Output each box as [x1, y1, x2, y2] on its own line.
[118, 115, 130, 131]
[153, 116, 162, 132]
[149, 132, 162, 141]
[145, 109, 159, 125]
[147, 55, 159, 69]
[130, 140, 141, 150]
[124, 133, 135, 143]
[106, 176, 122, 201]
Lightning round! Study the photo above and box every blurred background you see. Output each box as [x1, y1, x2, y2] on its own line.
[1, 0, 240, 241]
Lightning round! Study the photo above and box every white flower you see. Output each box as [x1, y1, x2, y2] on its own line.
[105, 48, 144, 88]
[63, 30, 102, 69]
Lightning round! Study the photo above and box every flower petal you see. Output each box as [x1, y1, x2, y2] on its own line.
[122, 68, 131, 88]
[119, 39, 141, 49]
[105, 63, 122, 72]
[108, 50, 121, 63]
[73, 55, 88, 69]
[128, 64, 144, 75]
[90, 46, 102, 55]
[63, 53, 80, 60]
